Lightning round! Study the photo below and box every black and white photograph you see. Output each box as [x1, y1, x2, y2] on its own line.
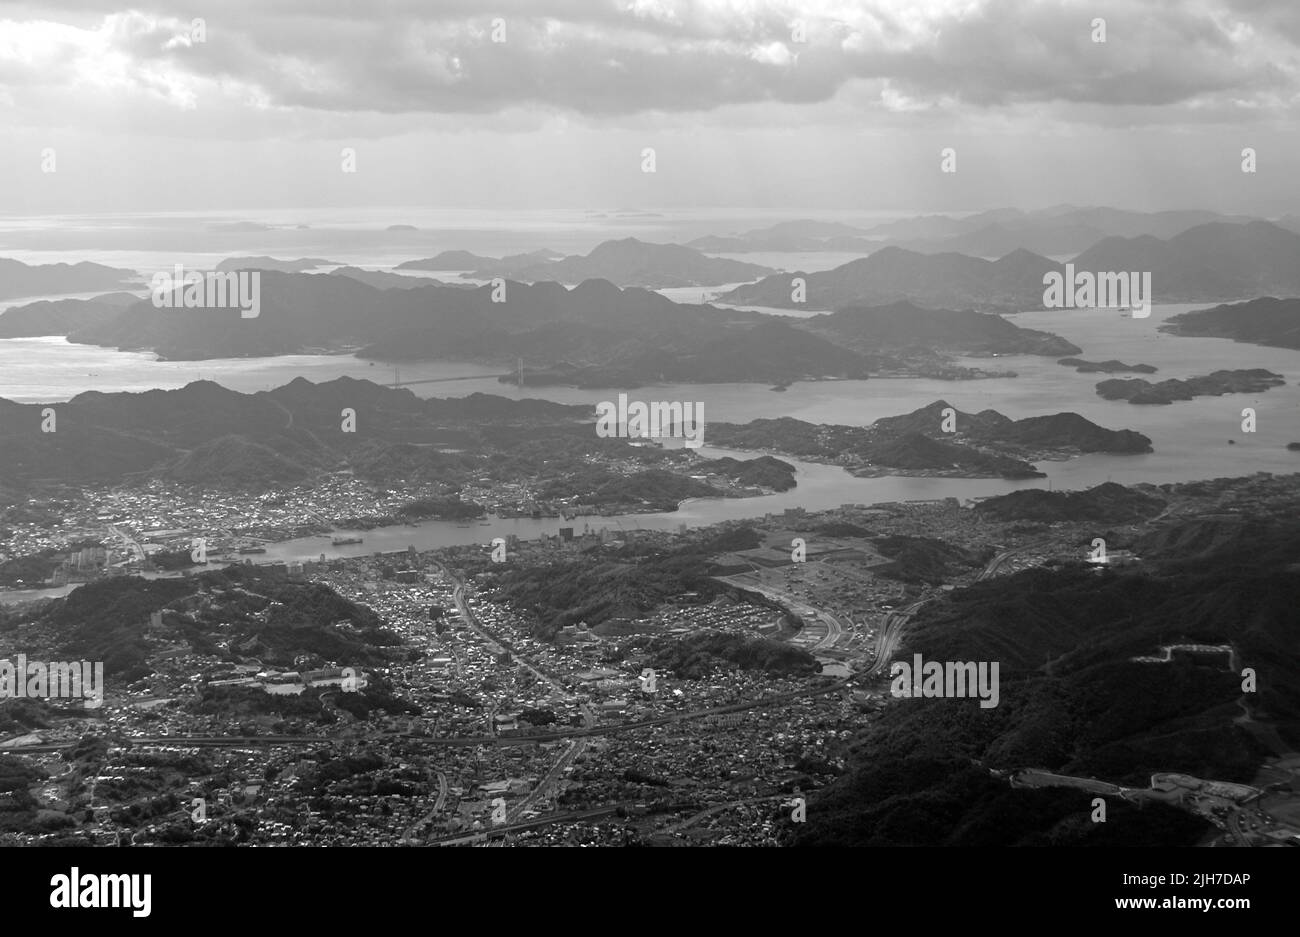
[0, 0, 1295, 911]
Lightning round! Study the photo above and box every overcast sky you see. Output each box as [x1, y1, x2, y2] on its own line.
[1, 0, 1297, 215]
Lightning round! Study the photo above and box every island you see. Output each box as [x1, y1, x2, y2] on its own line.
[1096, 369, 1285, 404]
[0, 378, 797, 519]
[0, 258, 137, 302]
[707, 401, 1151, 480]
[1057, 357, 1157, 374]
[1160, 296, 1300, 350]
[463, 237, 775, 288]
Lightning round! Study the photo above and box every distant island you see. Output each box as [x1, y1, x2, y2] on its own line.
[718, 246, 1058, 313]
[708, 400, 1151, 480]
[398, 239, 772, 288]
[205, 221, 273, 232]
[29, 269, 1081, 385]
[1057, 357, 1157, 374]
[1161, 296, 1300, 350]
[718, 220, 1300, 312]
[462, 238, 775, 288]
[215, 256, 335, 273]
[686, 219, 876, 253]
[0, 293, 138, 338]
[1071, 221, 1300, 303]
[801, 300, 1079, 358]
[1096, 369, 1285, 404]
[0, 258, 137, 302]
[688, 208, 1257, 257]
[489, 318, 874, 387]
[397, 248, 561, 272]
[325, 267, 439, 290]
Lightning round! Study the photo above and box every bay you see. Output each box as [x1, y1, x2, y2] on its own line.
[1, 297, 1298, 604]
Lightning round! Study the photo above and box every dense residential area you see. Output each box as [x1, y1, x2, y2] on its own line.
[2, 471, 1299, 846]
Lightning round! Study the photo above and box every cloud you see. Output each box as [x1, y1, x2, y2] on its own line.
[0, 0, 1295, 133]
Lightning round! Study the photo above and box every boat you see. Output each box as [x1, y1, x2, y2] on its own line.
[331, 535, 364, 546]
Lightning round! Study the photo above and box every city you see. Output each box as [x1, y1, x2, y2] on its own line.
[3, 470, 1298, 847]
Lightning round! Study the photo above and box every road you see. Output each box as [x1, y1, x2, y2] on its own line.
[869, 597, 921, 676]
[717, 577, 843, 652]
[106, 524, 143, 566]
[267, 397, 294, 430]
[976, 538, 1056, 582]
[9, 676, 863, 753]
[976, 550, 1015, 581]
[11, 583, 934, 757]
[401, 770, 448, 844]
[13, 591, 916, 757]
[662, 794, 791, 834]
[1009, 768, 1123, 796]
[438, 562, 597, 825]
[429, 804, 626, 846]
[509, 737, 585, 822]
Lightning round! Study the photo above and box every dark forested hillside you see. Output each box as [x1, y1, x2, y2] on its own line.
[791, 516, 1300, 846]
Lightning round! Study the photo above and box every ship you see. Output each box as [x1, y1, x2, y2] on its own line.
[331, 535, 364, 546]
[237, 546, 267, 555]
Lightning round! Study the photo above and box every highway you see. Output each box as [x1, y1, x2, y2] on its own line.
[717, 577, 844, 652]
[869, 597, 920, 676]
[662, 794, 791, 834]
[976, 538, 1056, 582]
[429, 804, 626, 846]
[816, 611, 846, 652]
